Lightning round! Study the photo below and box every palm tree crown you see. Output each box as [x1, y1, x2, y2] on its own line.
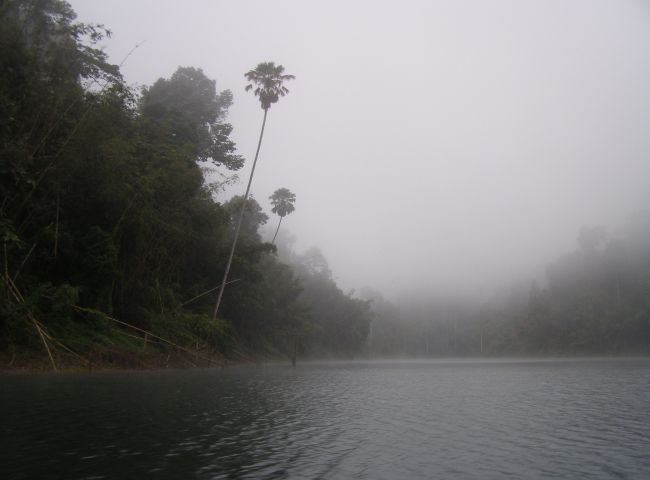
[270, 188, 296, 218]
[245, 62, 295, 110]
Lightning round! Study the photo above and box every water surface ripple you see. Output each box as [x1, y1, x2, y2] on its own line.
[2, 359, 650, 479]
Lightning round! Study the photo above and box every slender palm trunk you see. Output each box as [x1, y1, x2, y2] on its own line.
[213, 108, 269, 320]
[271, 216, 283, 245]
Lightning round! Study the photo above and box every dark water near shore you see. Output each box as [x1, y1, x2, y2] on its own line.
[2, 359, 650, 479]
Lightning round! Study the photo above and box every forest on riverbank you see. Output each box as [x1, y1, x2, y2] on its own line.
[2, 1, 650, 371]
[0, 0, 371, 370]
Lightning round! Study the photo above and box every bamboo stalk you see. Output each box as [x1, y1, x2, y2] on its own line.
[6, 275, 85, 371]
[5, 274, 25, 303]
[181, 278, 241, 306]
[14, 242, 36, 282]
[32, 318, 57, 372]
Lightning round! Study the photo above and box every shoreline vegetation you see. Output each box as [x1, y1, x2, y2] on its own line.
[1, 1, 373, 372]
[2, 1, 650, 373]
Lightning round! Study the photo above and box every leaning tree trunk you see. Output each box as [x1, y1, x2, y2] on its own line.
[271, 216, 283, 245]
[213, 108, 269, 320]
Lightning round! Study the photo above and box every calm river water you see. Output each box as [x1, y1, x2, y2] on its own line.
[2, 359, 650, 479]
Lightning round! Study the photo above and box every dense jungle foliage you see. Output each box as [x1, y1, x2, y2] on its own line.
[0, 0, 371, 368]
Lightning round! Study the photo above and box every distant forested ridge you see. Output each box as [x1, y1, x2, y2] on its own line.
[0, 0, 371, 368]
[367, 218, 650, 357]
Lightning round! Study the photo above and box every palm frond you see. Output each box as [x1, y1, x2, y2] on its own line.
[243, 61, 295, 109]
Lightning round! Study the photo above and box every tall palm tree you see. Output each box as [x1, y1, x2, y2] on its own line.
[213, 62, 295, 320]
[270, 187, 296, 244]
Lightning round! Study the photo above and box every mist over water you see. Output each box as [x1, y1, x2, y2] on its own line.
[69, 0, 650, 298]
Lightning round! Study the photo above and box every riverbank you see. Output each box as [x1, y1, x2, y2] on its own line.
[5, 348, 649, 375]
[0, 348, 231, 374]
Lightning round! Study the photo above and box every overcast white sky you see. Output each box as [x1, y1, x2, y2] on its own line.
[70, 0, 650, 299]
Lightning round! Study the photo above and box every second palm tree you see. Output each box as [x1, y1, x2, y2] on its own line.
[270, 187, 296, 245]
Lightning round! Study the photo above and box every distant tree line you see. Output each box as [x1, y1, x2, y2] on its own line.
[366, 216, 650, 357]
[0, 0, 371, 368]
